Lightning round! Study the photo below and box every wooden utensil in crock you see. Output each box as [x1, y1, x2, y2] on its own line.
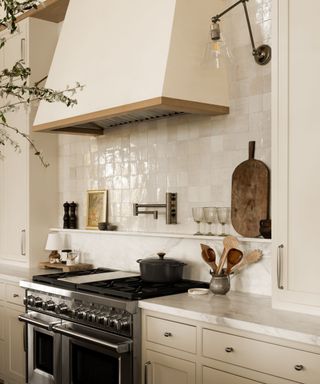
[200, 244, 218, 274]
[226, 248, 243, 274]
[217, 236, 240, 275]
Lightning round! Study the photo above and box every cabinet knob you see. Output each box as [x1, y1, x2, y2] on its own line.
[225, 347, 234, 353]
[164, 332, 172, 337]
[13, 294, 19, 298]
[294, 364, 304, 371]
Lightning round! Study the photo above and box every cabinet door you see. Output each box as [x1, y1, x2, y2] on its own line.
[0, 299, 5, 380]
[5, 304, 25, 384]
[3, 19, 28, 69]
[0, 98, 28, 262]
[272, 0, 320, 313]
[145, 350, 195, 384]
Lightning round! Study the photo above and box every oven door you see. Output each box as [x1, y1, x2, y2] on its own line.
[19, 312, 61, 384]
[53, 322, 132, 384]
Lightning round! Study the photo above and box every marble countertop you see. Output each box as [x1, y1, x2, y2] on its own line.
[0, 263, 58, 282]
[139, 291, 320, 348]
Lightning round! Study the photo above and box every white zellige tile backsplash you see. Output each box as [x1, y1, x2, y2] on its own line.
[58, 0, 271, 236]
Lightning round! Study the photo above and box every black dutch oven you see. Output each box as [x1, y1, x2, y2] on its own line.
[137, 252, 187, 283]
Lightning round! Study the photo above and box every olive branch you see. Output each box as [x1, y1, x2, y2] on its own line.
[0, 0, 83, 167]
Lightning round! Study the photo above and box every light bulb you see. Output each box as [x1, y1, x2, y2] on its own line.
[202, 27, 233, 70]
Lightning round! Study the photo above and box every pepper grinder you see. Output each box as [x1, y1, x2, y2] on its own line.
[63, 202, 70, 229]
[69, 201, 78, 229]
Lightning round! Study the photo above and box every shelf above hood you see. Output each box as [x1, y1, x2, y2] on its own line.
[33, 0, 229, 135]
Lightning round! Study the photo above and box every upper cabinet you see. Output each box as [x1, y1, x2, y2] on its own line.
[0, 17, 59, 267]
[32, 0, 229, 135]
[272, 0, 320, 315]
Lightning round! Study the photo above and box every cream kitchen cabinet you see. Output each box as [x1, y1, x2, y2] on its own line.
[272, 0, 320, 314]
[142, 309, 320, 384]
[0, 282, 5, 382]
[0, 17, 59, 267]
[0, 278, 25, 384]
[145, 350, 196, 384]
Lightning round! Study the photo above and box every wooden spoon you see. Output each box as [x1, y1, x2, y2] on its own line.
[230, 249, 263, 274]
[200, 244, 218, 273]
[226, 248, 243, 274]
[216, 236, 240, 275]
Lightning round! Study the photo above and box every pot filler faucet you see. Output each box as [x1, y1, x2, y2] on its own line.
[133, 193, 177, 224]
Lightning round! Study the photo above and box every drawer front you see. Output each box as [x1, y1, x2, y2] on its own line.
[202, 329, 320, 384]
[203, 366, 263, 384]
[146, 316, 196, 354]
[5, 283, 24, 305]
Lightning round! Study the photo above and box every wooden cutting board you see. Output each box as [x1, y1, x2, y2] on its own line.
[39, 262, 93, 272]
[231, 141, 270, 237]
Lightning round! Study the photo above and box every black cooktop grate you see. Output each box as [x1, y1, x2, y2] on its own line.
[32, 269, 208, 300]
[77, 277, 209, 300]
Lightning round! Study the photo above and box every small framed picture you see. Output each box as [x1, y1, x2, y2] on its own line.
[86, 190, 108, 229]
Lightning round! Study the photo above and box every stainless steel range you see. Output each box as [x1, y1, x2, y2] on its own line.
[19, 268, 208, 384]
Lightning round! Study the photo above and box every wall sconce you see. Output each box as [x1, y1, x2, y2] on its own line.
[211, 0, 271, 65]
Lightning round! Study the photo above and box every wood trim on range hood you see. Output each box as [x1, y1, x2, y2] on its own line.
[0, 0, 69, 31]
[33, 97, 229, 135]
[33, 0, 230, 135]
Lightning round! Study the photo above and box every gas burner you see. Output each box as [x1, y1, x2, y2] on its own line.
[78, 276, 208, 300]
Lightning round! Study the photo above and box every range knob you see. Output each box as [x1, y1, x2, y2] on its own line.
[25, 295, 35, 306]
[87, 312, 97, 322]
[109, 315, 121, 329]
[76, 310, 87, 320]
[55, 303, 69, 314]
[42, 300, 55, 311]
[97, 314, 110, 327]
[97, 314, 106, 325]
[34, 297, 43, 307]
[116, 318, 130, 332]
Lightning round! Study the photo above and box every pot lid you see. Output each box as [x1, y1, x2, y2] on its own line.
[139, 253, 185, 266]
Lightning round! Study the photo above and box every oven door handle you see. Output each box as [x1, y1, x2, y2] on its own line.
[18, 313, 60, 330]
[52, 324, 132, 353]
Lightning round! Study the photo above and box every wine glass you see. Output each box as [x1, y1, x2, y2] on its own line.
[217, 207, 230, 236]
[203, 207, 217, 236]
[192, 207, 204, 235]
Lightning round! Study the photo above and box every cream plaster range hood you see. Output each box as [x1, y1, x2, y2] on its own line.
[33, 0, 229, 135]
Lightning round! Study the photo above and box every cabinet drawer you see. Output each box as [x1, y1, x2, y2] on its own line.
[202, 329, 320, 384]
[203, 365, 263, 384]
[146, 316, 196, 354]
[5, 284, 24, 305]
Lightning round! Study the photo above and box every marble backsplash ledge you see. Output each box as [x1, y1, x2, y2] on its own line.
[56, 230, 272, 296]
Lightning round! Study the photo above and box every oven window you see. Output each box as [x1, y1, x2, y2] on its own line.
[35, 331, 54, 375]
[71, 344, 119, 384]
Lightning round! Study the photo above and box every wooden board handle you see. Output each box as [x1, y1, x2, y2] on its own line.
[249, 141, 255, 160]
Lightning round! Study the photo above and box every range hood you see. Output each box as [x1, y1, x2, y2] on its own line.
[33, 0, 229, 135]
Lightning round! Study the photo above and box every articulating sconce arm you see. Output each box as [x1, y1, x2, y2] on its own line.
[211, 0, 271, 65]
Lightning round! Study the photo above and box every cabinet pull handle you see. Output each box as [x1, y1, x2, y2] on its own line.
[225, 347, 234, 353]
[294, 364, 304, 371]
[277, 244, 284, 289]
[164, 332, 172, 337]
[144, 361, 151, 384]
[21, 38, 26, 62]
[13, 293, 19, 298]
[21, 229, 26, 256]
